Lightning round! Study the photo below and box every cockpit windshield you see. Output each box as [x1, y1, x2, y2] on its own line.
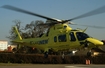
[76, 32, 90, 41]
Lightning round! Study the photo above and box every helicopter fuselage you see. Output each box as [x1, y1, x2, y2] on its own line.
[12, 23, 103, 52]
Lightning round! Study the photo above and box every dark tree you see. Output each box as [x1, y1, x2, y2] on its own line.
[23, 20, 47, 38]
[7, 20, 49, 40]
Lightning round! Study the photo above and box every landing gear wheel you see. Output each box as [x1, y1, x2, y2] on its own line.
[87, 50, 92, 57]
[84, 40, 89, 48]
[44, 51, 48, 58]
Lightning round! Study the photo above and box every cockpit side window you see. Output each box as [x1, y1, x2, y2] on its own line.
[58, 34, 66, 42]
[76, 32, 89, 41]
[54, 36, 57, 42]
[69, 32, 76, 41]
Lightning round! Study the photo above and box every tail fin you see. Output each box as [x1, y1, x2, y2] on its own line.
[12, 26, 22, 41]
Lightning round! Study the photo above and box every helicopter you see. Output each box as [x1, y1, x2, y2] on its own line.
[2, 5, 105, 55]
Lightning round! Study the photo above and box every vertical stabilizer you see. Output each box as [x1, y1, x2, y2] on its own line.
[13, 26, 22, 41]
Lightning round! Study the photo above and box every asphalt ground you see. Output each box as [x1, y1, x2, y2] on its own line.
[0, 64, 105, 68]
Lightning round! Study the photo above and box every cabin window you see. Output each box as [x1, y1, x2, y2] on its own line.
[58, 34, 66, 42]
[76, 32, 89, 41]
[69, 32, 76, 41]
[54, 36, 57, 42]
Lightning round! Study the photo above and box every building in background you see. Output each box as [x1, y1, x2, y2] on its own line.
[0, 40, 8, 51]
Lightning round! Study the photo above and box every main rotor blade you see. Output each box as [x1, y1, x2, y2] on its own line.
[71, 24, 105, 29]
[67, 5, 105, 21]
[2, 5, 57, 21]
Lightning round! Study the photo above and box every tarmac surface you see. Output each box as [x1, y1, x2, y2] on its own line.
[0, 64, 105, 68]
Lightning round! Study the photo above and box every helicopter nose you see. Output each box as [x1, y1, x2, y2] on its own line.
[96, 41, 104, 46]
[87, 38, 104, 46]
